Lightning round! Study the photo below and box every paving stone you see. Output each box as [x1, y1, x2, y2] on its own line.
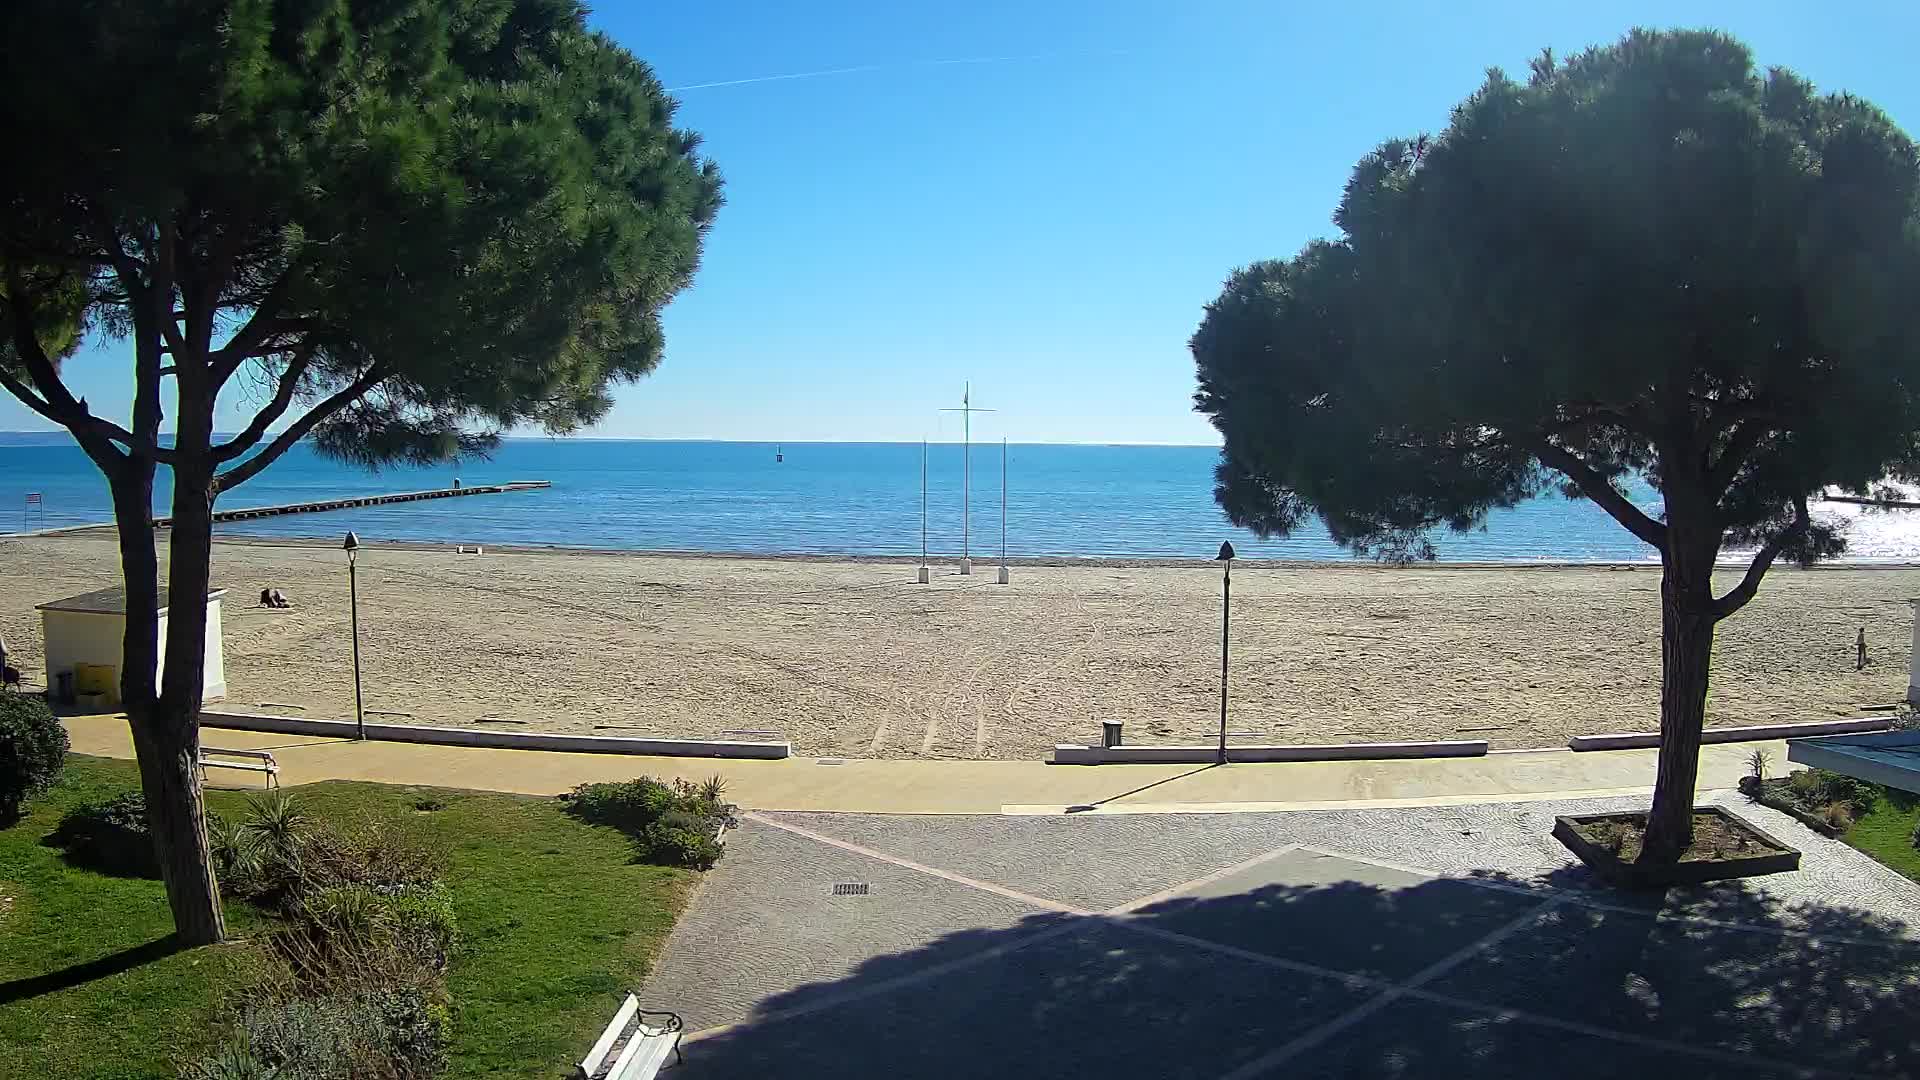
[760, 809, 1316, 911]
[641, 820, 1058, 1032]
[1121, 849, 1549, 981]
[677, 920, 1374, 1080]
[642, 797, 1920, 1077]
[1289, 997, 1752, 1080]
[1426, 902, 1920, 1075]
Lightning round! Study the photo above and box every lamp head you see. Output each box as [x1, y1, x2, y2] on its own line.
[343, 531, 360, 559]
[1216, 541, 1236, 562]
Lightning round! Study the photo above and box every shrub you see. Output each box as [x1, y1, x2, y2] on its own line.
[380, 883, 460, 973]
[298, 817, 442, 895]
[1911, 818, 1920, 851]
[47, 791, 158, 876]
[0, 693, 68, 822]
[181, 1041, 279, 1080]
[192, 790, 458, 1080]
[189, 985, 449, 1080]
[1821, 802, 1857, 831]
[218, 793, 439, 909]
[1780, 768, 1878, 817]
[561, 776, 735, 868]
[649, 825, 724, 870]
[284, 882, 460, 981]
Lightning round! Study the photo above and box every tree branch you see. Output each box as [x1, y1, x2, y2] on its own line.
[1705, 419, 1770, 496]
[1711, 496, 1810, 621]
[0, 365, 64, 426]
[215, 366, 388, 492]
[210, 265, 300, 382]
[3, 265, 139, 463]
[1530, 437, 1669, 550]
[211, 347, 316, 462]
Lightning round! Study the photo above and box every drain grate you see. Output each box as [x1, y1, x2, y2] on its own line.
[832, 882, 870, 897]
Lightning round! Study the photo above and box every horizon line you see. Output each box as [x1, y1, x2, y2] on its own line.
[0, 429, 1222, 450]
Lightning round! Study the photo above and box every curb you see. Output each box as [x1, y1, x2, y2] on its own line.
[199, 710, 791, 759]
[1051, 739, 1488, 765]
[1568, 717, 1891, 752]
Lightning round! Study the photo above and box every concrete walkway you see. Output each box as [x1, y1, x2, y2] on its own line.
[643, 796, 1920, 1078]
[65, 714, 1783, 814]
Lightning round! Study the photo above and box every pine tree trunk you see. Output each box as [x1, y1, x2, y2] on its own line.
[108, 462, 160, 715]
[1641, 543, 1718, 864]
[105, 455, 224, 944]
[149, 452, 226, 945]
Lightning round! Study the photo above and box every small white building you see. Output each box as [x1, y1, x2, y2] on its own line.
[36, 587, 227, 704]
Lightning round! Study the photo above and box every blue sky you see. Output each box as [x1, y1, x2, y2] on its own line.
[7, 0, 1919, 444]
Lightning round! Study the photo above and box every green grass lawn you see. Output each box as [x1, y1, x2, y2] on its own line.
[1843, 790, 1920, 884]
[1, 756, 698, 1079]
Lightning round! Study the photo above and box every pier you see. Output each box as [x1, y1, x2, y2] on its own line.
[156, 481, 550, 526]
[1820, 494, 1920, 510]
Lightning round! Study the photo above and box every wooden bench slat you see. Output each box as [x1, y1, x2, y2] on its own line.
[580, 993, 639, 1077]
[613, 1030, 677, 1080]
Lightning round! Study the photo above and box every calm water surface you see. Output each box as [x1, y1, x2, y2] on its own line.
[3, 439, 1916, 562]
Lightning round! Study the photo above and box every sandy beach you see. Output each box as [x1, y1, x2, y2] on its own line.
[2, 532, 1912, 759]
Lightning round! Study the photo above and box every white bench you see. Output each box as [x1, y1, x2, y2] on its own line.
[580, 993, 682, 1080]
[199, 746, 280, 789]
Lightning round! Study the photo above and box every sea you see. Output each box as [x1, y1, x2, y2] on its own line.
[4, 437, 1919, 562]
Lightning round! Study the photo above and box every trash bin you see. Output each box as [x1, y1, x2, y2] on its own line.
[55, 670, 75, 705]
[1101, 719, 1124, 749]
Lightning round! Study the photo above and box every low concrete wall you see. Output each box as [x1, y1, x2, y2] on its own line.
[1568, 717, 1891, 752]
[199, 710, 790, 760]
[1052, 740, 1488, 765]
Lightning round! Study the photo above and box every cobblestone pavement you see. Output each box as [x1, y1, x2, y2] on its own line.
[642, 792, 1920, 1079]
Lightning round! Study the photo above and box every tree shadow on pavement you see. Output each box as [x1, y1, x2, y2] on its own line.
[678, 865, 1920, 1080]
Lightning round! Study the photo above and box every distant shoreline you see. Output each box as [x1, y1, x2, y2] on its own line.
[10, 524, 1920, 571]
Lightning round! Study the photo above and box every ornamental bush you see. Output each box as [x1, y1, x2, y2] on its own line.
[0, 693, 67, 822]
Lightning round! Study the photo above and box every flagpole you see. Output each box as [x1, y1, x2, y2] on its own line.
[997, 438, 1010, 584]
[962, 383, 971, 574]
[940, 385, 994, 577]
[917, 440, 930, 583]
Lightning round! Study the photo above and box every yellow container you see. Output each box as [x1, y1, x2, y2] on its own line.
[74, 662, 119, 706]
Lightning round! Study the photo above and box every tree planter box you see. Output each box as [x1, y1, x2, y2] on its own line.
[1553, 806, 1800, 887]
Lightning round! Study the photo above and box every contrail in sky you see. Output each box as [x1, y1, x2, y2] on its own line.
[665, 50, 1129, 93]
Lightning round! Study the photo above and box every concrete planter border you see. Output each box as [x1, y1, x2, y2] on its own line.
[1568, 717, 1890, 752]
[199, 710, 789, 760]
[1552, 806, 1801, 887]
[1052, 739, 1488, 765]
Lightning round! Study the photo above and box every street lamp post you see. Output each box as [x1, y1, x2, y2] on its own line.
[344, 531, 365, 741]
[1216, 541, 1235, 765]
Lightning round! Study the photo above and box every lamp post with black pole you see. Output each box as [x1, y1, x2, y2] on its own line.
[344, 531, 365, 740]
[1216, 541, 1234, 765]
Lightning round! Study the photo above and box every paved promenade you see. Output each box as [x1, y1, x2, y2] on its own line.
[66, 713, 1782, 814]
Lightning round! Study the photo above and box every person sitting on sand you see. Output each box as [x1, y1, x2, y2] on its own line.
[259, 588, 292, 609]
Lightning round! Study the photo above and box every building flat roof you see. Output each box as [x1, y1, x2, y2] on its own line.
[36, 586, 228, 616]
[1787, 729, 1920, 795]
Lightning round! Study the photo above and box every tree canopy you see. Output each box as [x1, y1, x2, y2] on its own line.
[1192, 28, 1920, 862]
[2, 0, 722, 480]
[1195, 29, 1920, 574]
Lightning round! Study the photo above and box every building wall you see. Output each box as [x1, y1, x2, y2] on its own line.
[41, 600, 227, 703]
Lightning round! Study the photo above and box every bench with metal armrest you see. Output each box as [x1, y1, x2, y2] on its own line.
[198, 746, 280, 789]
[580, 993, 683, 1080]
